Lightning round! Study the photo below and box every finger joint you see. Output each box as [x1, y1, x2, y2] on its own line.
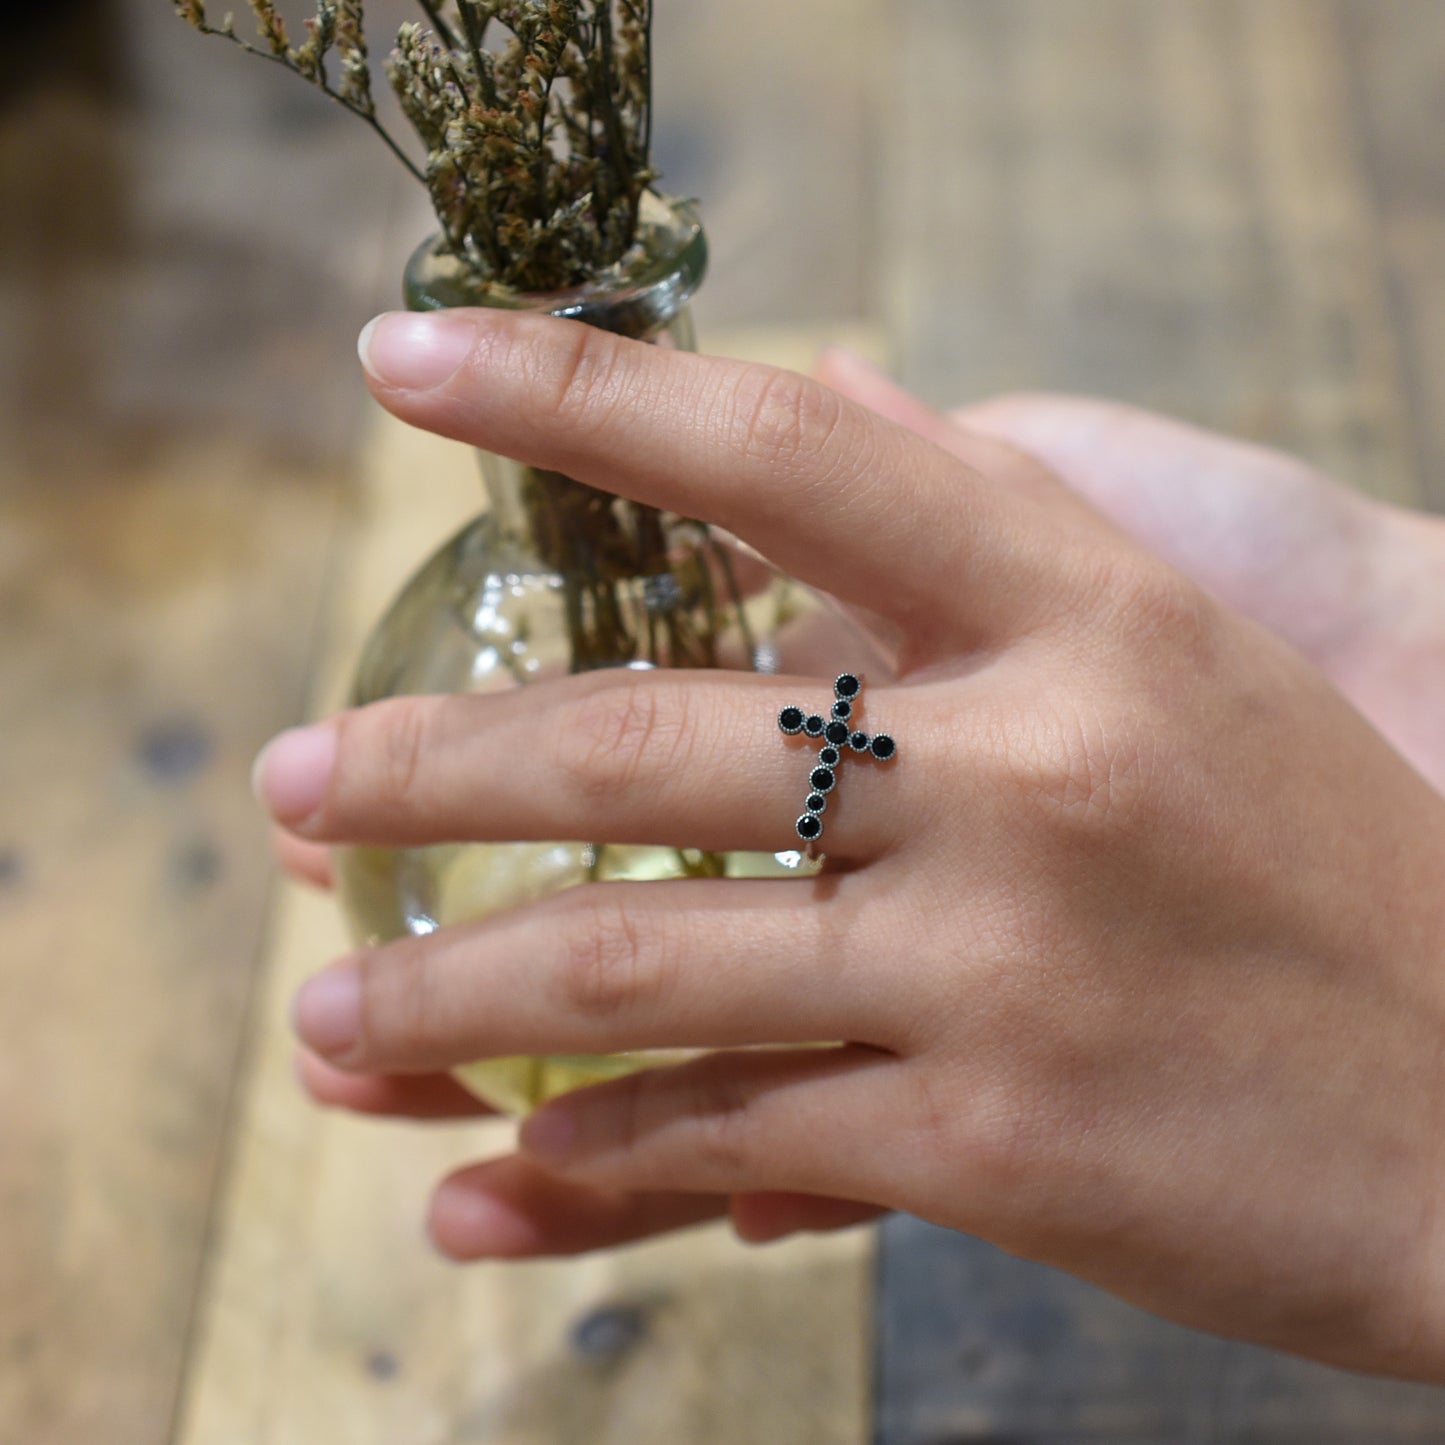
[553, 677, 689, 809]
[732, 364, 846, 479]
[553, 891, 664, 1022]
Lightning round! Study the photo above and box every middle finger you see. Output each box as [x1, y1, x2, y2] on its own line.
[259, 669, 913, 861]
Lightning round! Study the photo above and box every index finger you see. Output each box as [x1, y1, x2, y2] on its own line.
[359, 310, 1054, 649]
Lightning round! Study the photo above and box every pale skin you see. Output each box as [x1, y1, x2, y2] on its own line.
[255, 310, 1445, 1379]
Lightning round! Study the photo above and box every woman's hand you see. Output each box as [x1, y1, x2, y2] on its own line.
[259, 310, 1445, 1376]
[282, 358, 1445, 1259]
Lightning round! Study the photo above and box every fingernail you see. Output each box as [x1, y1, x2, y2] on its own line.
[430, 1181, 536, 1257]
[359, 311, 476, 391]
[519, 1104, 578, 1161]
[252, 724, 336, 825]
[292, 963, 362, 1058]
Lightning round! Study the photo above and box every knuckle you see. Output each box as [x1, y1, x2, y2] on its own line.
[552, 891, 661, 1021]
[944, 1066, 1061, 1203]
[967, 1088, 1055, 1199]
[552, 677, 688, 807]
[903, 1062, 958, 1157]
[540, 321, 626, 439]
[1098, 562, 1224, 674]
[352, 696, 436, 815]
[686, 1064, 755, 1174]
[353, 940, 427, 1062]
[732, 363, 844, 477]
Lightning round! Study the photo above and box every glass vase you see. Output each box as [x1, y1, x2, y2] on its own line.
[335, 193, 878, 1115]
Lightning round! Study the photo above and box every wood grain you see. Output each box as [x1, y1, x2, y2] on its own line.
[876, 1, 1445, 1440]
[1338, 0, 1445, 513]
[0, 2, 411, 1440]
[889, 0, 1421, 505]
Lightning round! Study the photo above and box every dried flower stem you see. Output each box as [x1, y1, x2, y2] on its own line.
[179, 5, 426, 184]
[175, 0, 657, 293]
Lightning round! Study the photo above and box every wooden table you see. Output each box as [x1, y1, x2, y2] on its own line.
[3, 3, 1444, 1442]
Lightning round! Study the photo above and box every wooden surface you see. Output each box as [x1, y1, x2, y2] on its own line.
[878, 3, 1445, 1442]
[4, 2, 1445, 1443]
[0, 5, 402, 1442]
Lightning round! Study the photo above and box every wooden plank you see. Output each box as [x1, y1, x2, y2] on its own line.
[175, 335, 881, 1442]
[0, 1, 413, 1439]
[878, 1, 1445, 1439]
[878, 1220, 1445, 1445]
[3, 0, 891, 1438]
[654, 0, 884, 332]
[1337, 0, 1445, 514]
[888, 0, 1420, 503]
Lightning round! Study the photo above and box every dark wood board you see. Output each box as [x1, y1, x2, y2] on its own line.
[876, 1218, 1445, 1444]
[877, 1, 1445, 1439]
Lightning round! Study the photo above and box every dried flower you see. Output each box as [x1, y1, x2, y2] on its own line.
[173, 0, 657, 293]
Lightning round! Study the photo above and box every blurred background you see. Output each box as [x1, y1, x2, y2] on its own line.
[3, 2, 1445, 1442]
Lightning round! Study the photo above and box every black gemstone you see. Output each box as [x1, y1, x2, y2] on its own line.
[810, 766, 836, 793]
[803, 714, 825, 736]
[825, 720, 849, 745]
[796, 813, 823, 841]
[870, 733, 896, 760]
[831, 699, 852, 720]
[805, 792, 827, 814]
[835, 673, 861, 699]
[850, 731, 870, 752]
[819, 746, 840, 767]
[778, 706, 805, 735]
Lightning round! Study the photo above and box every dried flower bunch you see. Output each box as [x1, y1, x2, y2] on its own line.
[174, 0, 656, 293]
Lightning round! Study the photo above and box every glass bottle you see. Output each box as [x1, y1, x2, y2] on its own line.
[335, 193, 876, 1114]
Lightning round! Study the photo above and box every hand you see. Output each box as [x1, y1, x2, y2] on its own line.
[279, 355, 1445, 1262]
[275, 344, 1445, 1266]
[259, 310, 1445, 1376]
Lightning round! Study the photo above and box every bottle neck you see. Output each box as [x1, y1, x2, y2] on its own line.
[402, 192, 705, 533]
[475, 304, 696, 532]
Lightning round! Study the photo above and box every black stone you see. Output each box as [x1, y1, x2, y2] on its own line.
[805, 792, 827, 814]
[870, 733, 896, 761]
[365, 1349, 401, 1382]
[825, 720, 850, 745]
[570, 1304, 650, 1360]
[804, 714, 826, 736]
[819, 746, 840, 767]
[778, 706, 805, 735]
[796, 813, 823, 841]
[136, 717, 213, 783]
[810, 766, 836, 793]
[835, 673, 861, 699]
[832, 699, 852, 720]
[850, 731, 870, 752]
